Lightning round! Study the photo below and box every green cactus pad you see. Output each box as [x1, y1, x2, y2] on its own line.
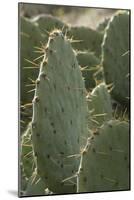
[101, 11, 130, 105]
[31, 30, 89, 194]
[76, 51, 100, 90]
[67, 26, 103, 57]
[77, 51, 100, 67]
[20, 16, 44, 104]
[20, 17, 45, 132]
[33, 14, 68, 35]
[77, 120, 130, 193]
[87, 82, 113, 127]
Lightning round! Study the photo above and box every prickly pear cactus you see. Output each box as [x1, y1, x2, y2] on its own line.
[67, 26, 103, 57]
[20, 9, 130, 196]
[87, 83, 113, 127]
[77, 120, 129, 193]
[31, 30, 89, 194]
[76, 51, 100, 90]
[101, 11, 130, 105]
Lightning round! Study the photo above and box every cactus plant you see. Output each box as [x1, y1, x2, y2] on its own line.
[77, 120, 129, 193]
[101, 11, 130, 105]
[31, 30, 89, 194]
[19, 9, 130, 196]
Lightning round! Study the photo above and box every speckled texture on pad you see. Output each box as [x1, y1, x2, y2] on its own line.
[31, 30, 89, 194]
[77, 120, 129, 193]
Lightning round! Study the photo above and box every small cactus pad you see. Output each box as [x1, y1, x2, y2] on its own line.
[31, 30, 89, 194]
[77, 120, 130, 193]
[67, 26, 103, 57]
[87, 83, 113, 127]
[101, 11, 130, 105]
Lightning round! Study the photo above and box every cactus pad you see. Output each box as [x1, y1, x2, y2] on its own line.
[20, 16, 44, 104]
[31, 30, 89, 194]
[33, 14, 68, 34]
[76, 51, 100, 90]
[101, 11, 130, 105]
[77, 120, 130, 193]
[67, 26, 103, 57]
[87, 82, 113, 127]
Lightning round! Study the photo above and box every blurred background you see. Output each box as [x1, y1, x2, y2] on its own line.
[19, 3, 117, 29]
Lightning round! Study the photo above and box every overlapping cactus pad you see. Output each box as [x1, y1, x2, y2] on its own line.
[87, 82, 113, 127]
[20, 8, 130, 196]
[77, 120, 129, 193]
